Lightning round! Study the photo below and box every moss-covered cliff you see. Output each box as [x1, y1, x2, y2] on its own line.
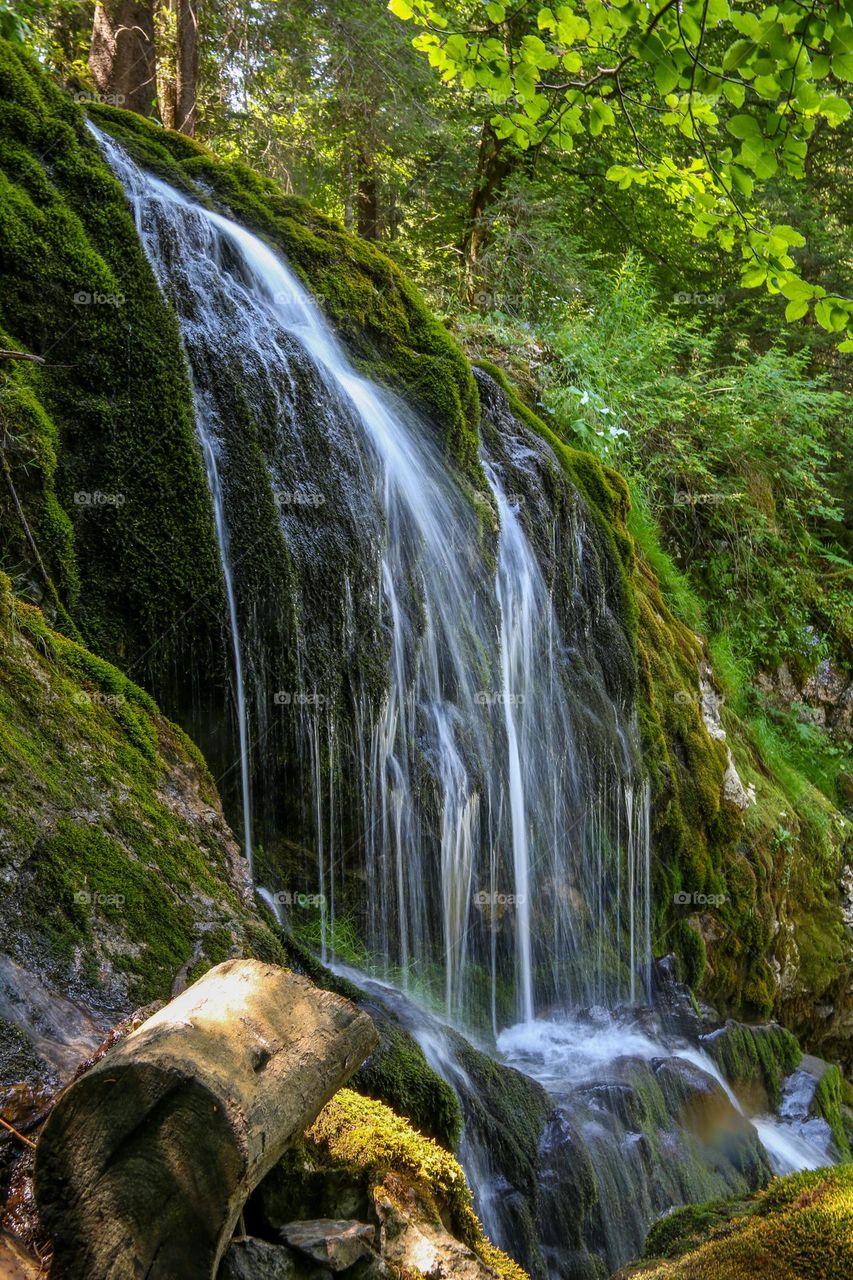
[0, 37, 849, 1063]
[0, 569, 283, 1084]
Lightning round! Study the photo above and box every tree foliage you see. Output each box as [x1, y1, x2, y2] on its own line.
[391, 0, 853, 340]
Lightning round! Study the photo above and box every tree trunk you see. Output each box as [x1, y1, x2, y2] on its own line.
[175, 0, 198, 135]
[356, 151, 380, 241]
[34, 959, 378, 1280]
[343, 156, 354, 232]
[89, 0, 157, 117]
[460, 122, 515, 293]
[155, 0, 177, 130]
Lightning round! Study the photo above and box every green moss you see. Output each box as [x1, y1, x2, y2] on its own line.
[449, 1030, 551, 1202]
[306, 1088, 530, 1280]
[355, 1016, 462, 1151]
[813, 1066, 852, 1161]
[0, 39, 225, 695]
[672, 921, 708, 991]
[701, 1022, 802, 1110]
[0, 584, 269, 1008]
[630, 1165, 853, 1279]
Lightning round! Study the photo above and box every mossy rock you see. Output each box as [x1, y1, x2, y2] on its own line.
[623, 1165, 853, 1279]
[0, 39, 225, 699]
[0, 576, 282, 1020]
[304, 1088, 531, 1280]
[699, 1021, 802, 1111]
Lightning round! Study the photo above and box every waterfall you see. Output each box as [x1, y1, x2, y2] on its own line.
[86, 126, 837, 1280]
[92, 125, 651, 1032]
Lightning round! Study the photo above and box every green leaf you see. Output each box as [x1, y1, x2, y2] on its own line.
[655, 60, 680, 94]
[723, 80, 746, 106]
[726, 113, 761, 139]
[832, 52, 853, 80]
[388, 0, 414, 17]
[723, 39, 755, 70]
[785, 299, 808, 321]
[814, 298, 835, 330]
[753, 73, 781, 98]
[487, 1, 506, 21]
[838, 339, 853, 352]
[742, 266, 767, 288]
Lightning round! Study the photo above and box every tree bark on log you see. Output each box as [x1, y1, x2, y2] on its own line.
[89, 0, 157, 117]
[34, 959, 378, 1280]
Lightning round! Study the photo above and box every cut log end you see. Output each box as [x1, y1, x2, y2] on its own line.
[34, 959, 378, 1280]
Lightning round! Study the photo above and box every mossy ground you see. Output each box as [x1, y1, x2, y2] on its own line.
[621, 1165, 853, 1279]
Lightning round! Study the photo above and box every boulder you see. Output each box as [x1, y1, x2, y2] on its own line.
[280, 1219, 375, 1271]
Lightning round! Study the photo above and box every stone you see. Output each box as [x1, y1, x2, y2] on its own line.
[280, 1220, 376, 1272]
[220, 1237, 300, 1280]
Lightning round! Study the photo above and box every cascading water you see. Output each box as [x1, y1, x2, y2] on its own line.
[92, 125, 651, 1031]
[90, 128, 836, 1279]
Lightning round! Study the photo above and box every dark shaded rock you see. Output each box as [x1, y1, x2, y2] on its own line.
[248, 1160, 371, 1233]
[220, 1238, 300, 1280]
[280, 1220, 376, 1272]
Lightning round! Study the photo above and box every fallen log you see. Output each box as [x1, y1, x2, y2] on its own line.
[34, 959, 378, 1280]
